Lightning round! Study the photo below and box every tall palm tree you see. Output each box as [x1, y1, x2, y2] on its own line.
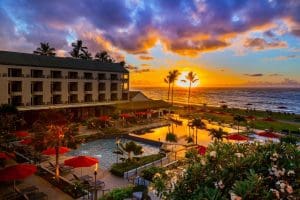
[169, 70, 180, 105]
[233, 115, 246, 134]
[95, 51, 114, 63]
[33, 42, 56, 56]
[191, 118, 206, 145]
[164, 73, 171, 101]
[70, 40, 87, 58]
[80, 49, 92, 60]
[209, 128, 227, 141]
[183, 71, 198, 109]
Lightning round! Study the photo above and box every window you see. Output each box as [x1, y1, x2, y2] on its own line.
[110, 74, 118, 80]
[10, 81, 22, 92]
[84, 82, 93, 91]
[84, 94, 93, 102]
[8, 68, 22, 77]
[32, 95, 43, 105]
[52, 95, 62, 104]
[98, 73, 106, 80]
[69, 94, 78, 103]
[122, 93, 128, 100]
[51, 82, 61, 92]
[122, 74, 129, 80]
[51, 71, 62, 78]
[98, 82, 106, 91]
[98, 94, 106, 101]
[69, 82, 78, 92]
[84, 72, 93, 79]
[111, 93, 118, 101]
[123, 82, 128, 90]
[11, 96, 22, 106]
[31, 70, 43, 78]
[68, 72, 78, 79]
[32, 81, 43, 92]
[110, 83, 118, 91]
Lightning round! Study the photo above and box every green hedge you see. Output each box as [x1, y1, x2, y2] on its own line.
[99, 186, 133, 200]
[141, 166, 165, 181]
[110, 153, 164, 177]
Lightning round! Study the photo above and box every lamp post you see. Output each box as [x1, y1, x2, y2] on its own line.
[94, 163, 98, 200]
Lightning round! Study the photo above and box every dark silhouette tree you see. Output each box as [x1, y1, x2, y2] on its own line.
[233, 115, 246, 134]
[191, 118, 206, 145]
[95, 51, 114, 63]
[33, 42, 56, 56]
[70, 40, 87, 58]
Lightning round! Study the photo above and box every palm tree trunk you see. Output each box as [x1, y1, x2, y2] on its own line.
[188, 81, 191, 111]
[167, 83, 170, 101]
[195, 128, 198, 145]
[237, 122, 239, 134]
[55, 143, 60, 182]
[171, 82, 174, 106]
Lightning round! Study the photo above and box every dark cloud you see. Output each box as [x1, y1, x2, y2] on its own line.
[0, 0, 300, 56]
[269, 73, 282, 76]
[244, 73, 264, 77]
[244, 38, 287, 50]
[139, 55, 154, 60]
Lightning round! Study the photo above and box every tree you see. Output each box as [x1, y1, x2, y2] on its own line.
[164, 73, 171, 101]
[169, 70, 180, 105]
[95, 51, 114, 63]
[117, 141, 143, 161]
[233, 115, 246, 134]
[70, 40, 87, 58]
[191, 118, 206, 145]
[33, 42, 56, 56]
[209, 128, 227, 141]
[80, 49, 92, 60]
[182, 71, 198, 110]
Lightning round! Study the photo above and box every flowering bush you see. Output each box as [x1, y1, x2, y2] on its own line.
[152, 141, 299, 200]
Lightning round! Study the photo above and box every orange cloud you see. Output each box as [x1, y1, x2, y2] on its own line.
[139, 55, 154, 60]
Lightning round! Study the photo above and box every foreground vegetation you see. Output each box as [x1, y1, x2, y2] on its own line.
[110, 153, 165, 177]
[152, 140, 299, 200]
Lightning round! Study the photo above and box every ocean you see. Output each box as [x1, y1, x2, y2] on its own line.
[133, 87, 300, 114]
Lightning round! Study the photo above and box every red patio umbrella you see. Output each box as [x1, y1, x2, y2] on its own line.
[257, 131, 280, 138]
[42, 146, 70, 155]
[64, 156, 98, 168]
[20, 138, 32, 145]
[99, 115, 110, 121]
[0, 164, 37, 182]
[196, 145, 207, 155]
[0, 152, 12, 160]
[120, 113, 132, 118]
[226, 134, 249, 141]
[13, 131, 29, 138]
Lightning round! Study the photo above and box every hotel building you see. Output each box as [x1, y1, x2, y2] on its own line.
[0, 51, 129, 119]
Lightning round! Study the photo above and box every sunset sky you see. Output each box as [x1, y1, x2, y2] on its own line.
[0, 0, 300, 87]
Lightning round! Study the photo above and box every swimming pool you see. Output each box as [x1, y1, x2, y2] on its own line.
[67, 138, 160, 170]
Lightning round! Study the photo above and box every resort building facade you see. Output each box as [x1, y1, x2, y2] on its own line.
[0, 51, 129, 119]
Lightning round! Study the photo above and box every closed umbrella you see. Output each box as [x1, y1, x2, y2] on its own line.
[42, 146, 70, 155]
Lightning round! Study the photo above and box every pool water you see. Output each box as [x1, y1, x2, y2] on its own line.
[67, 138, 160, 170]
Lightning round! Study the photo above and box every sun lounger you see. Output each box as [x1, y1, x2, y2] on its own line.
[72, 173, 93, 182]
[86, 179, 105, 189]
[48, 162, 73, 174]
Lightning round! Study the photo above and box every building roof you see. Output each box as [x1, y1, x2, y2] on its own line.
[129, 91, 149, 101]
[115, 100, 171, 111]
[0, 51, 128, 73]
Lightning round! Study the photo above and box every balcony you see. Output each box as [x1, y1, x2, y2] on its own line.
[8, 68, 23, 77]
[52, 95, 62, 104]
[68, 83, 78, 92]
[110, 83, 118, 91]
[31, 82, 43, 94]
[51, 71, 63, 79]
[9, 81, 22, 94]
[32, 95, 43, 105]
[98, 73, 106, 80]
[11, 96, 22, 106]
[84, 83, 93, 92]
[68, 72, 79, 79]
[111, 93, 118, 101]
[51, 82, 62, 93]
[98, 82, 106, 91]
[98, 94, 106, 102]
[84, 73, 93, 80]
[69, 95, 78, 103]
[84, 94, 93, 102]
[31, 70, 44, 78]
[110, 74, 119, 81]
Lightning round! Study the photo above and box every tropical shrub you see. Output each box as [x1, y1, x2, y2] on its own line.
[152, 141, 300, 200]
[141, 166, 165, 181]
[99, 186, 133, 200]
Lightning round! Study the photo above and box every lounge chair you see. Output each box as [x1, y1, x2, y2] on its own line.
[48, 162, 73, 174]
[72, 173, 93, 182]
[86, 179, 105, 189]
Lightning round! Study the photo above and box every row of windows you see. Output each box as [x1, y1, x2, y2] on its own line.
[9, 93, 129, 106]
[8, 81, 129, 93]
[4, 68, 129, 80]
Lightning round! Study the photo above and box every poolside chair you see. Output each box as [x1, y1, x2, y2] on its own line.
[72, 173, 93, 182]
[48, 162, 73, 174]
[86, 179, 105, 189]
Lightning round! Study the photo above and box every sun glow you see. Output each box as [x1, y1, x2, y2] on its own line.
[176, 71, 200, 88]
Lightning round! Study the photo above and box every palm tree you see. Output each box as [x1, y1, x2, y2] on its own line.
[95, 51, 114, 63]
[80, 49, 92, 60]
[169, 70, 180, 105]
[33, 42, 56, 56]
[118, 141, 143, 161]
[182, 71, 198, 110]
[164, 73, 171, 101]
[209, 128, 227, 141]
[191, 118, 206, 145]
[233, 115, 246, 134]
[70, 40, 87, 58]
